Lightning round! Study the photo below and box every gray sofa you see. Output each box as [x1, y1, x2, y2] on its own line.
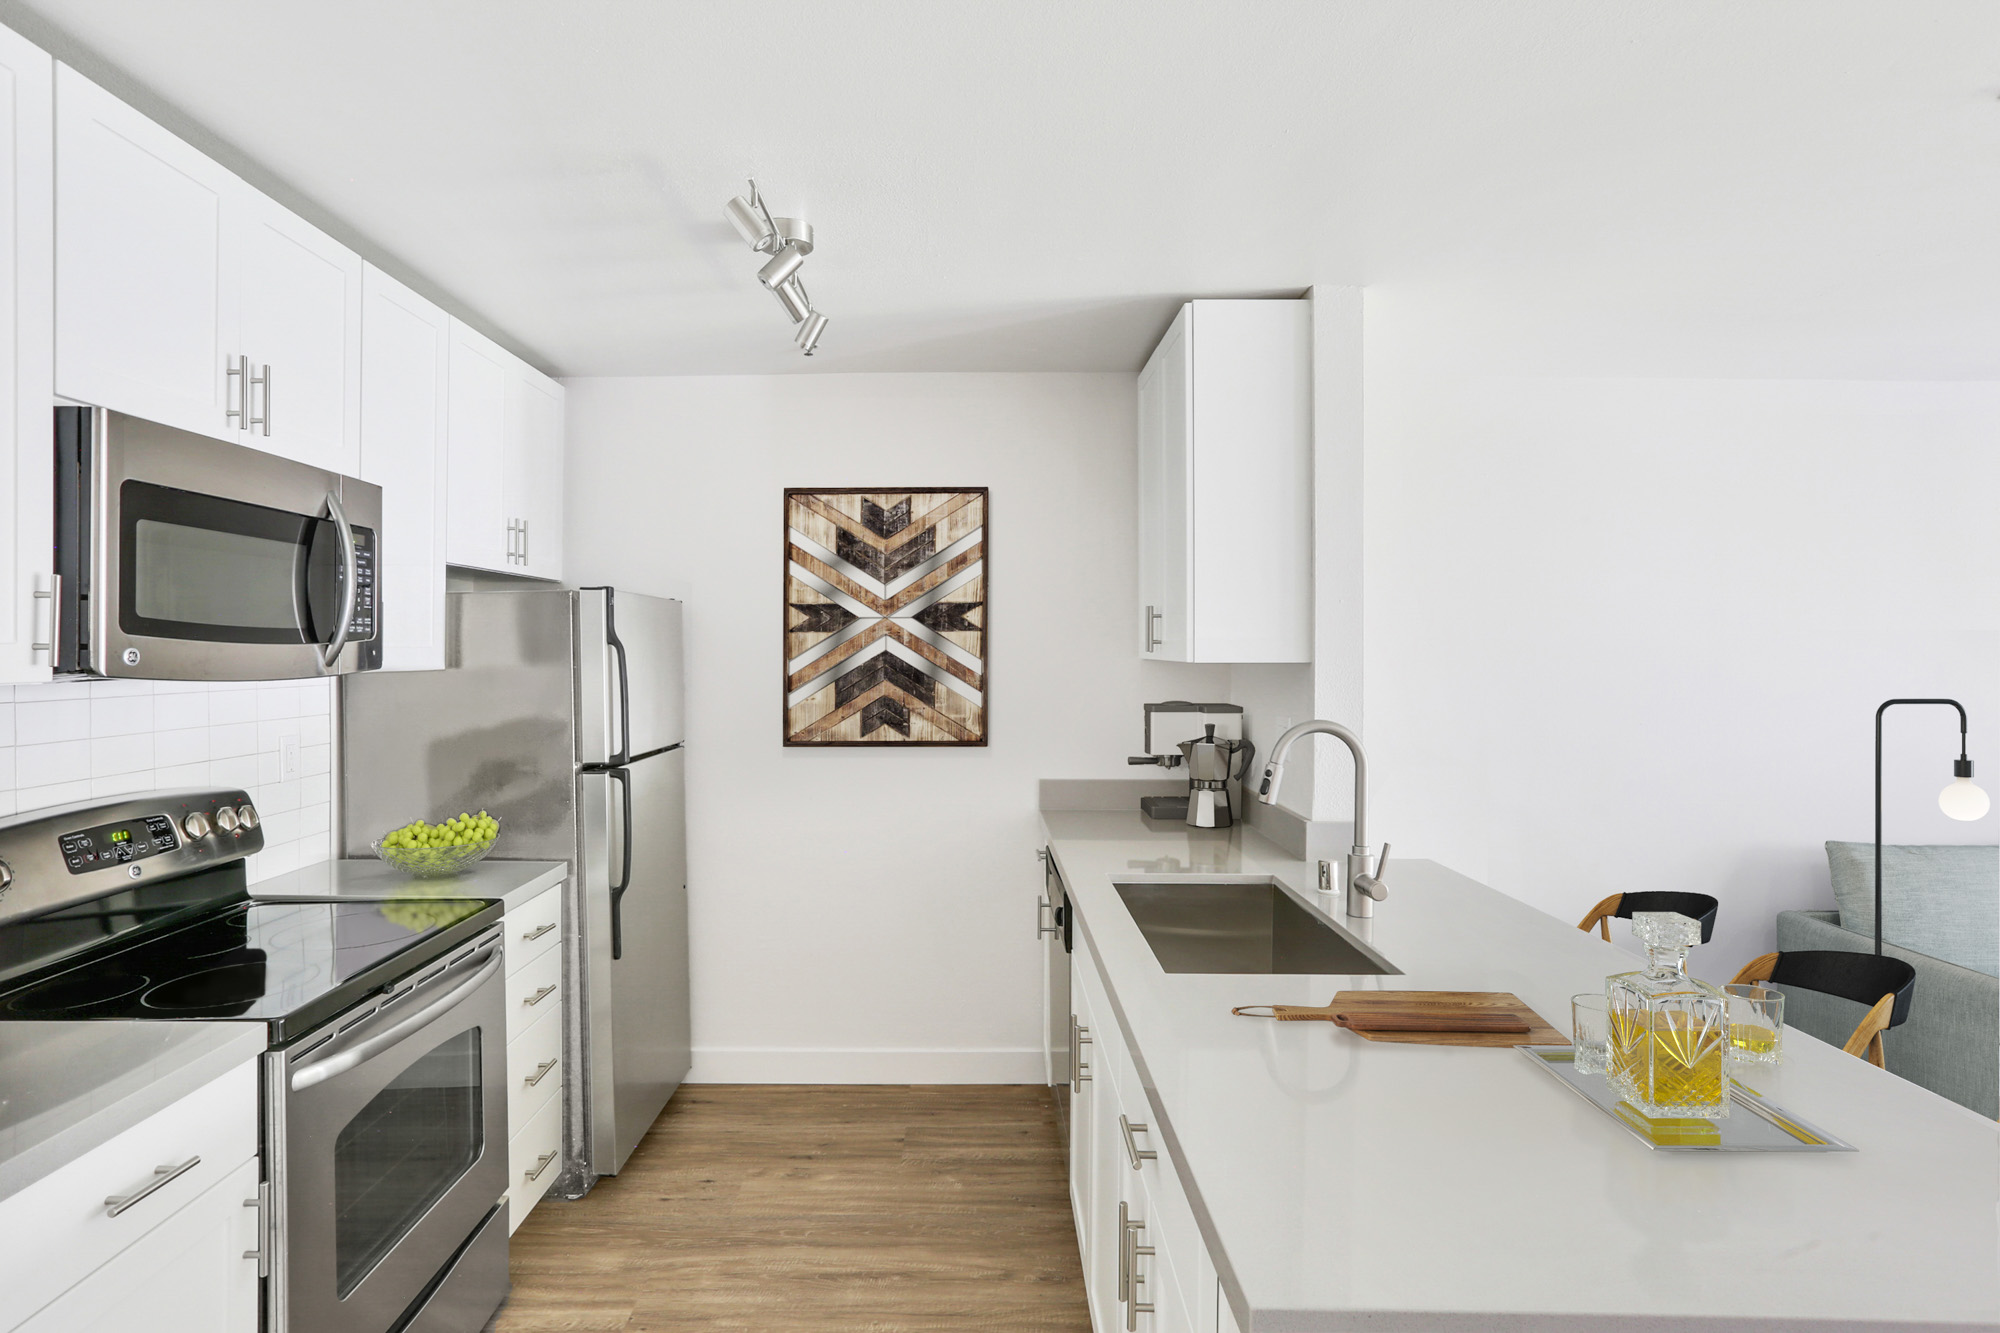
[1772, 841, 1998, 1120]
[1775, 909, 1997, 1118]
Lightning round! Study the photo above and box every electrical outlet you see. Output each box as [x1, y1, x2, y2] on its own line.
[281, 734, 301, 782]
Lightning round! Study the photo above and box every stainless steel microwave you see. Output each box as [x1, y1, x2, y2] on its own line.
[54, 407, 383, 679]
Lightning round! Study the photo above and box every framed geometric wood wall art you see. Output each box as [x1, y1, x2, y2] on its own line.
[784, 488, 988, 746]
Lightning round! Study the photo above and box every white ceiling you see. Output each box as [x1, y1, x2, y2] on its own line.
[10, 1, 2000, 378]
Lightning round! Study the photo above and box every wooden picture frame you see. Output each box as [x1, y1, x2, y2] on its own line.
[783, 488, 988, 746]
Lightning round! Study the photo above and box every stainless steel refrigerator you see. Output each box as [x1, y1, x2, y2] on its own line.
[341, 587, 689, 1187]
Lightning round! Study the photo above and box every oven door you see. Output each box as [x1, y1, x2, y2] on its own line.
[59, 406, 382, 679]
[274, 931, 507, 1333]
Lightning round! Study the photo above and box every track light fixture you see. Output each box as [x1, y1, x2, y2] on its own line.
[724, 179, 828, 356]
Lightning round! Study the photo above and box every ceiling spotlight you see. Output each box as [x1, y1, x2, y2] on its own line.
[757, 241, 807, 291]
[796, 311, 829, 356]
[724, 178, 827, 357]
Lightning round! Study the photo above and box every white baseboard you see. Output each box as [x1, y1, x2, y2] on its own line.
[686, 1046, 1046, 1085]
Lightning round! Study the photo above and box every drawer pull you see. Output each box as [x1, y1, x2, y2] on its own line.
[1120, 1114, 1157, 1170]
[105, 1156, 200, 1217]
[522, 921, 557, 942]
[523, 984, 557, 1008]
[525, 1058, 559, 1088]
[525, 1150, 558, 1182]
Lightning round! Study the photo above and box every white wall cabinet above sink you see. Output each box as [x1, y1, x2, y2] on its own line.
[447, 317, 563, 581]
[55, 64, 361, 474]
[1137, 299, 1311, 663]
[0, 27, 52, 686]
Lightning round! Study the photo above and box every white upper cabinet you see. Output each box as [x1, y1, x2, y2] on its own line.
[55, 64, 235, 441]
[359, 264, 449, 671]
[55, 64, 360, 471]
[0, 28, 52, 686]
[447, 317, 562, 580]
[232, 189, 361, 473]
[1136, 299, 1311, 663]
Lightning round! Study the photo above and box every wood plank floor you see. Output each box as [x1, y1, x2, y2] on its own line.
[487, 1085, 1089, 1332]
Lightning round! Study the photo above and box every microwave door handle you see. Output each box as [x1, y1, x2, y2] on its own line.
[318, 490, 359, 671]
[290, 944, 501, 1092]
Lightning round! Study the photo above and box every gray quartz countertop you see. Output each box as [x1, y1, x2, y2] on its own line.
[0, 1022, 264, 1203]
[250, 857, 565, 913]
[1043, 810, 2000, 1332]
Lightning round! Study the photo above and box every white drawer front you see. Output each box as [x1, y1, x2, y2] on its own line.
[505, 885, 562, 976]
[505, 940, 562, 1043]
[507, 1090, 561, 1235]
[507, 1004, 563, 1140]
[0, 1057, 258, 1329]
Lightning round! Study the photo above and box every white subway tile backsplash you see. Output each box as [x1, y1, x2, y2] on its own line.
[90, 733, 154, 777]
[16, 699, 90, 746]
[17, 740, 90, 787]
[4, 677, 334, 887]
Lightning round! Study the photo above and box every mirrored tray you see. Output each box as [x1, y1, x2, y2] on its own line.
[1520, 1045, 1855, 1153]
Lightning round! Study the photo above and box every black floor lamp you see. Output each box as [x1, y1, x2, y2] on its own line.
[1874, 698, 1990, 956]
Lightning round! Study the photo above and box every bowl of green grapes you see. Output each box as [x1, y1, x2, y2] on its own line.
[373, 811, 501, 879]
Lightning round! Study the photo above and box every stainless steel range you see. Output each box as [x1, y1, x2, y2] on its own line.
[0, 790, 509, 1333]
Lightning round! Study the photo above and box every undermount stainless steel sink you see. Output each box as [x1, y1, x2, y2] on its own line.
[1114, 880, 1401, 976]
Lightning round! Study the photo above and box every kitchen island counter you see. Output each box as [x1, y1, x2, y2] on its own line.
[1043, 810, 2000, 1332]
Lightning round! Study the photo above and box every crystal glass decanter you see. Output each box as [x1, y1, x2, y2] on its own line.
[1606, 912, 1731, 1120]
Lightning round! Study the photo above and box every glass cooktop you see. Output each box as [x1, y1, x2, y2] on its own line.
[0, 896, 501, 1043]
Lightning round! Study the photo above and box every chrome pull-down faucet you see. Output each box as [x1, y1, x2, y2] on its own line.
[1258, 720, 1389, 918]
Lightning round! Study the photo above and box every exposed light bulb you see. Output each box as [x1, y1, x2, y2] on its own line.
[1940, 776, 1990, 820]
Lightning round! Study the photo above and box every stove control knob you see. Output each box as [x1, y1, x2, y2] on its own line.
[182, 811, 212, 840]
[236, 805, 260, 830]
[215, 807, 239, 833]
[0, 860, 11, 891]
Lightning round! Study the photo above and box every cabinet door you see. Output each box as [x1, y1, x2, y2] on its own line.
[359, 264, 449, 670]
[54, 64, 238, 440]
[233, 186, 361, 472]
[0, 29, 52, 685]
[15, 1156, 259, 1333]
[1136, 310, 1190, 661]
[445, 318, 509, 573]
[505, 363, 563, 580]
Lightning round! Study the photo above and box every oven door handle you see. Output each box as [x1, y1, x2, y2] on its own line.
[290, 944, 501, 1092]
[318, 489, 358, 672]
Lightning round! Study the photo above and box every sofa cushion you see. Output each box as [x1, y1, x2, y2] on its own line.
[1825, 842, 1998, 977]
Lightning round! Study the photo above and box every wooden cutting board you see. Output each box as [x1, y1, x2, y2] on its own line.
[1233, 991, 1565, 1047]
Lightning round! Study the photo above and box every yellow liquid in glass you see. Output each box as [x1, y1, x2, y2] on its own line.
[1609, 1013, 1726, 1110]
[1729, 1023, 1778, 1056]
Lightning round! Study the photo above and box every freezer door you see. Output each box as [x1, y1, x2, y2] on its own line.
[579, 589, 684, 765]
[579, 747, 689, 1175]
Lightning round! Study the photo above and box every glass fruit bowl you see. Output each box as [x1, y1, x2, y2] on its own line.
[372, 813, 501, 880]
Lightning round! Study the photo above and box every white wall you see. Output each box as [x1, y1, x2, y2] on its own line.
[1360, 292, 2000, 980]
[564, 372, 1226, 1082]
[0, 677, 335, 882]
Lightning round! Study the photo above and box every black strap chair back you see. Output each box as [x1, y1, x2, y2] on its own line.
[1576, 891, 1719, 944]
[1731, 949, 1916, 1068]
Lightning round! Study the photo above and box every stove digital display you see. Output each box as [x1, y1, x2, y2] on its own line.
[60, 814, 179, 873]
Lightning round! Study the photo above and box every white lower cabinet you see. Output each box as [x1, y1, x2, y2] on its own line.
[503, 882, 565, 1233]
[0, 1055, 259, 1332]
[1072, 932, 1222, 1333]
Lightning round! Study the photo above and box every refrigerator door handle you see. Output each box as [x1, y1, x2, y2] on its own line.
[603, 590, 633, 766]
[608, 766, 633, 959]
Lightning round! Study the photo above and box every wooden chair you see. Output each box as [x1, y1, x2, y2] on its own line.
[1576, 891, 1719, 944]
[1730, 950, 1917, 1068]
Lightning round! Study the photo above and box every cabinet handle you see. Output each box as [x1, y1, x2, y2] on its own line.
[1072, 1019, 1092, 1084]
[249, 363, 271, 436]
[523, 984, 558, 1008]
[521, 518, 529, 565]
[523, 921, 557, 942]
[1038, 895, 1058, 939]
[1119, 1114, 1157, 1170]
[525, 1150, 558, 1182]
[30, 574, 57, 658]
[1144, 605, 1162, 652]
[104, 1156, 200, 1217]
[1123, 1208, 1156, 1329]
[525, 1057, 559, 1087]
[242, 1183, 270, 1275]
[226, 353, 248, 426]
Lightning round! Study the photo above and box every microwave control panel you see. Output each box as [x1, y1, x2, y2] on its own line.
[348, 526, 376, 642]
